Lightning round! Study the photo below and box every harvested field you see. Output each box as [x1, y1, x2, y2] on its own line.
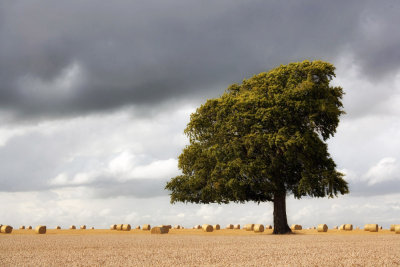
[0, 229, 399, 266]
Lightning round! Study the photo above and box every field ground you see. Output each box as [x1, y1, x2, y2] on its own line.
[1, 229, 399, 266]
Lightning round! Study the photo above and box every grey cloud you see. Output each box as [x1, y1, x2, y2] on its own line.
[1, 0, 398, 121]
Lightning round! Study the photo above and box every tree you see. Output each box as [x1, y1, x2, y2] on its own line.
[165, 60, 349, 234]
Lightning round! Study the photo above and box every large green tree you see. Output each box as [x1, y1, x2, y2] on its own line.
[165, 60, 349, 234]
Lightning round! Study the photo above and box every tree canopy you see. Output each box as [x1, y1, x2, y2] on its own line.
[165, 60, 348, 233]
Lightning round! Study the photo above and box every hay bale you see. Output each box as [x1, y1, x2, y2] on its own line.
[35, 225, 46, 234]
[122, 224, 131, 231]
[233, 224, 240, 229]
[317, 224, 328, 232]
[173, 225, 181, 229]
[226, 224, 233, 229]
[202, 224, 213, 232]
[142, 224, 151, 230]
[0, 225, 13, 234]
[213, 224, 220, 230]
[339, 224, 345, 230]
[395, 225, 400, 234]
[244, 224, 255, 231]
[151, 226, 169, 234]
[136, 225, 141, 229]
[390, 224, 396, 231]
[27, 226, 32, 230]
[70, 225, 76, 230]
[56, 226, 61, 229]
[80, 225, 86, 230]
[116, 224, 123, 230]
[344, 224, 353, 231]
[265, 225, 272, 229]
[290, 224, 302, 230]
[110, 224, 117, 230]
[333, 226, 338, 229]
[254, 224, 264, 233]
[19, 226, 25, 230]
[194, 225, 201, 229]
[365, 224, 378, 232]
[90, 227, 94, 230]
[379, 226, 382, 230]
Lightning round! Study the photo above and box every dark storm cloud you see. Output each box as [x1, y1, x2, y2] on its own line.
[0, 0, 399, 120]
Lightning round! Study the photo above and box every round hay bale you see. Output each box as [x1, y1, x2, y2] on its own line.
[56, 226, 61, 229]
[194, 225, 201, 229]
[291, 224, 302, 230]
[317, 224, 328, 232]
[90, 227, 94, 230]
[364, 224, 369, 231]
[19, 226, 25, 230]
[365, 224, 378, 232]
[142, 224, 151, 230]
[233, 224, 240, 229]
[244, 224, 255, 231]
[110, 224, 117, 230]
[80, 225, 86, 230]
[390, 224, 396, 231]
[151, 226, 169, 234]
[116, 224, 123, 231]
[379, 226, 382, 230]
[333, 226, 338, 229]
[0, 225, 13, 234]
[339, 224, 345, 230]
[395, 225, 400, 234]
[344, 224, 353, 231]
[122, 224, 131, 231]
[202, 224, 213, 232]
[70, 225, 76, 230]
[136, 225, 141, 229]
[173, 225, 181, 229]
[213, 224, 220, 230]
[265, 225, 272, 229]
[254, 224, 264, 233]
[226, 224, 233, 229]
[27, 226, 32, 230]
[35, 225, 46, 234]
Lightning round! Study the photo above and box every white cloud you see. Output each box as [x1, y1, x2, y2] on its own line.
[363, 157, 400, 185]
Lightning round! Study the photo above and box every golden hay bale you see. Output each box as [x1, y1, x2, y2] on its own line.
[244, 224, 255, 231]
[150, 226, 169, 234]
[136, 225, 141, 229]
[202, 224, 213, 232]
[173, 225, 181, 229]
[35, 225, 46, 234]
[226, 224, 233, 229]
[122, 224, 131, 231]
[194, 225, 202, 229]
[395, 225, 400, 234]
[142, 224, 151, 230]
[390, 224, 396, 231]
[339, 224, 345, 230]
[344, 224, 353, 231]
[233, 224, 240, 229]
[317, 224, 328, 232]
[80, 225, 86, 230]
[116, 224, 123, 230]
[379, 226, 382, 230]
[0, 225, 13, 234]
[110, 224, 117, 230]
[27, 226, 32, 230]
[70, 225, 76, 230]
[365, 224, 378, 232]
[254, 224, 264, 233]
[213, 224, 220, 230]
[56, 226, 61, 229]
[265, 225, 272, 229]
[90, 227, 94, 230]
[290, 224, 302, 230]
[19, 226, 25, 230]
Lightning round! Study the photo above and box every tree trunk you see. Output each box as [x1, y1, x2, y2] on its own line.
[272, 193, 292, 234]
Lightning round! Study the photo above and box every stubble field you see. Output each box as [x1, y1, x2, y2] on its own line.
[1, 229, 399, 266]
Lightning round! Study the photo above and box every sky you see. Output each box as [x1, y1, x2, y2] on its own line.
[1, 0, 400, 229]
